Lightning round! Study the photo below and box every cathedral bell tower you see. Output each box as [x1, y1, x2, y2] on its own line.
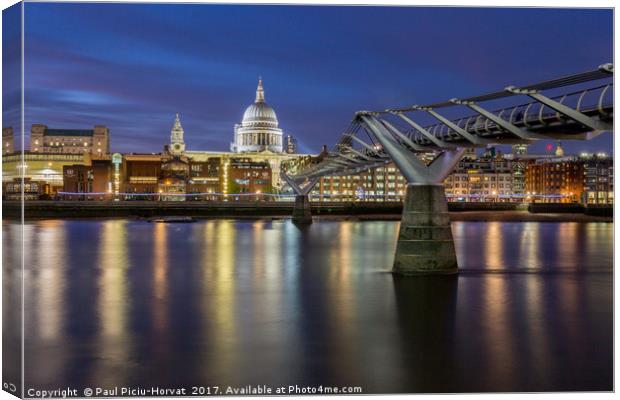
[169, 113, 186, 156]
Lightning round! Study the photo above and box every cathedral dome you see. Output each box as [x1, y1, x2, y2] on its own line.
[231, 77, 284, 154]
[241, 78, 278, 127]
[242, 103, 278, 125]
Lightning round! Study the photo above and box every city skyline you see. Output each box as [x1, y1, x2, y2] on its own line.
[3, 4, 614, 155]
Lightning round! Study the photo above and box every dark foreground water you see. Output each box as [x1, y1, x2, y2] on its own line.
[3, 219, 613, 394]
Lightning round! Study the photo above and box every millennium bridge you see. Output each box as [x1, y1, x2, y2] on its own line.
[282, 63, 614, 276]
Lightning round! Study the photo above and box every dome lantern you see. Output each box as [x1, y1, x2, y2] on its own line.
[256, 77, 265, 103]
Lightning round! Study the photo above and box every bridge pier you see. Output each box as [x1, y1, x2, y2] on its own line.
[292, 194, 313, 224]
[394, 184, 458, 275]
[281, 173, 319, 225]
[360, 115, 464, 275]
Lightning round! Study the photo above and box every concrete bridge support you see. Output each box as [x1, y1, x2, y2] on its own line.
[361, 115, 464, 275]
[292, 194, 313, 224]
[281, 173, 319, 225]
[394, 184, 458, 275]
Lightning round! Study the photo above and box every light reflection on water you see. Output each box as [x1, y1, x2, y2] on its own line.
[4, 219, 612, 393]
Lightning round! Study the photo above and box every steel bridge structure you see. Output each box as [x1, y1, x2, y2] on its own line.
[282, 64, 614, 275]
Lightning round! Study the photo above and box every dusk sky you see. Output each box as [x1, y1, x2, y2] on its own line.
[3, 3, 614, 154]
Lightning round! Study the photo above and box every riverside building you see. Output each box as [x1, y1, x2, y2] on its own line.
[30, 124, 110, 155]
[112, 153, 272, 201]
[2, 124, 110, 199]
[524, 157, 584, 203]
[3, 127, 14, 155]
[311, 148, 518, 203]
[3, 151, 94, 199]
[581, 153, 613, 204]
[443, 151, 516, 202]
[62, 159, 113, 200]
[310, 164, 407, 202]
[226, 158, 273, 201]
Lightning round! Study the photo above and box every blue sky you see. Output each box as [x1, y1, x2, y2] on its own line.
[2, 3, 614, 154]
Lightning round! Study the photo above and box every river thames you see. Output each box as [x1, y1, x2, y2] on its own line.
[3, 219, 613, 393]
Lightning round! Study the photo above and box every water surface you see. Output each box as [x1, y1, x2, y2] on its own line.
[3, 219, 613, 393]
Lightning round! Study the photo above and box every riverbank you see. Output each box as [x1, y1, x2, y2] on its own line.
[3, 200, 401, 219]
[347, 211, 612, 223]
[2, 201, 613, 222]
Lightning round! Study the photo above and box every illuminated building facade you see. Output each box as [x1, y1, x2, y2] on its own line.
[63, 165, 94, 195]
[159, 157, 191, 200]
[30, 124, 110, 155]
[311, 164, 406, 201]
[226, 158, 273, 200]
[2, 152, 91, 197]
[117, 154, 248, 200]
[62, 159, 113, 200]
[118, 154, 272, 200]
[120, 154, 163, 197]
[310, 150, 519, 203]
[187, 150, 299, 191]
[509, 144, 528, 197]
[444, 155, 516, 202]
[187, 157, 221, 200]
[3, 127, 14, 155]
[309, 151, 518, 203]
[581, 153, 613, 204]
[3, 178, 47, 201]
[525, 157, 584, 203]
